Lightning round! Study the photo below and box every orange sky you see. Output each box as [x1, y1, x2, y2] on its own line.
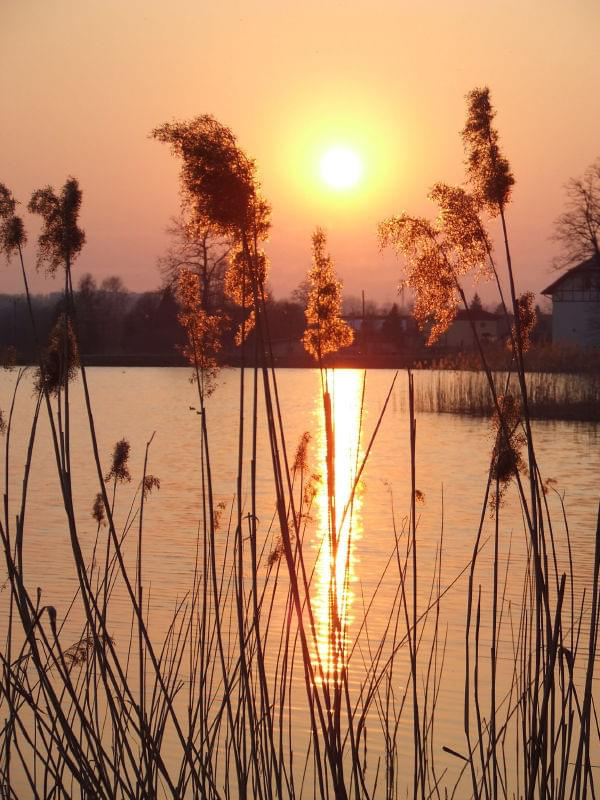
[2, 0, 599, 306]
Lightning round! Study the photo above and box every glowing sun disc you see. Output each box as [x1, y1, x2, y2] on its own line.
[320, 146, 363, 190]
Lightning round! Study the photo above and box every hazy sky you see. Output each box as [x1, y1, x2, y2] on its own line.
[2, 0, 599, 306]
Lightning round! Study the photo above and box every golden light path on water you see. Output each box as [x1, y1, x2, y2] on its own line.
[313, 370, 364, 674]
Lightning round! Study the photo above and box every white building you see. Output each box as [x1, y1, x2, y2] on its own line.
[439, 308, 503, 349]
[542, 257, 600, 347]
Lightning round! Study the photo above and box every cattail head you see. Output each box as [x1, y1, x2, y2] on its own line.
[105, 439, 132, 484]
[0, 184, 26, 259]
[461, 87, 514, 215]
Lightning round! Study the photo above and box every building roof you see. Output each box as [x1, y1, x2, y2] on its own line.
[541, 256, 600, 295]
[455, 308, 501, 322]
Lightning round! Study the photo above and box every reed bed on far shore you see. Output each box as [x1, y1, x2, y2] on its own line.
[431, 342, 600, 375]
[412, 369, 600, 421]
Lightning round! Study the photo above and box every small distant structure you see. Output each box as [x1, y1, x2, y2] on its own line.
[440, 308, 503, 350]
[542, 257, 600, 347]
[342, 314, 387, 335]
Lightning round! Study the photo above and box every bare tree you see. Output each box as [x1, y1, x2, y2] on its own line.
[291, 278, 311, 307]
[159, 212, 230, 312]
[554, 158, 600, 267]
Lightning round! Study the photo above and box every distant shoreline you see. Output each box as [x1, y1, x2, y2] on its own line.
[10, 348, 600, 373]
[11, 352, 446, 370]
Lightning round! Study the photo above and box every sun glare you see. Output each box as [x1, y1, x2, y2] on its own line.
[320, 146, 363, 190]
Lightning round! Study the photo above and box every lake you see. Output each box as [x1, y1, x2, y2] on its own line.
[1, 366, 598, 798]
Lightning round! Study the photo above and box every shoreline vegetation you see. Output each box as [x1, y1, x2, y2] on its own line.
[6, 349, 600, 422]
[6, 338, 600, 375]
[1, 87, 600, 800]
[7, 359, 600, 422]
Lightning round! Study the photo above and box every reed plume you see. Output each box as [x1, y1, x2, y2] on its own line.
[302, 227, 354, 362]
[0, 184, 26, 259]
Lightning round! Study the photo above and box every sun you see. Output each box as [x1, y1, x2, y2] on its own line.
[320, 146, 363, 190]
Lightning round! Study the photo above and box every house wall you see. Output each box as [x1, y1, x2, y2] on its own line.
[444, 319, 499, 348]
[552, 301, 600, 347]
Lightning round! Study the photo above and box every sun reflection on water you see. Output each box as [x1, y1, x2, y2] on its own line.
[313, 369, 364, 676]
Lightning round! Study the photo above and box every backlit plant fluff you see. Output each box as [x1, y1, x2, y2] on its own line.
[224, 245, 269, 345]
[302, 227, 354, 362]
[176, 267, 223, 395]
[152, 115, 270, 241]
[153, 115, 271, 346]
[378, 184, 490, 343]
[461, 87, 515, 215]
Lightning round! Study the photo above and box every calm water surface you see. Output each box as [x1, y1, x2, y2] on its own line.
[1, 367, 598, 794]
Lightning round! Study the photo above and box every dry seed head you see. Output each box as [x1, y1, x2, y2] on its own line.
[490, 394, 526, 490]
[302, 227, 354, 360]
[461, 87, 515, 215]
[0, 184, 26, 259]
[142, 475, 161, 499]
[0, 184, 16, 218]
[429, 183, 491, 274]
[293, 431, 311, 473]
[513, 292, 537, 353]
[92, 493, 105, 525]
[378, 214, 459, 344]
[63, 634, 114, 669]
[213, 500, 227, 531]
[267, 538, 285, 569]
[379, 183, 494, 345]
[152, 115, 270, 239]
[105, 439, 132, 484]
[35, 314, 79, 396]
[28, 178, 85, 275]
[176, 267, 223, 394]
[303, 471, 322, 506]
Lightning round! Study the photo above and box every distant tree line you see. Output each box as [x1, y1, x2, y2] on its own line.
[0, 273, 311, 363]
[0, 272, 552, 366]
[0, 201, 552, 366]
